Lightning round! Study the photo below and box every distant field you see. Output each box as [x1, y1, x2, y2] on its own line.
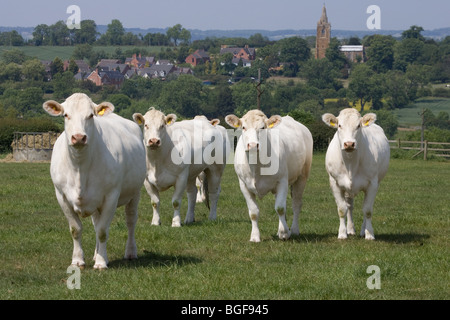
[394, 97, 450, 127]
[0, 45, 167, 61]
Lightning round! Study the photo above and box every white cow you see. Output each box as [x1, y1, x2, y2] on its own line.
[43, 93, 146, 269]
[322, 108, 390, 240]
[133, 109, 229, 227]
[225, 110, 313, 242]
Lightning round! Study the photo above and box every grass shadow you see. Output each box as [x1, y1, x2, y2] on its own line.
[108, 250, 202, 269]
[376, 232, 430, 244]
[270, 232, 337, 243]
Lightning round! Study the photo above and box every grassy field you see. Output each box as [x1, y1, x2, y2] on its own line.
[394, 97, 450, 127]
[0, 154, 449, 300]
[0, 45, 166, 61]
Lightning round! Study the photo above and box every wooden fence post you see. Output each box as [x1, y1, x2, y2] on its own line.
[424, 140, 428, 161]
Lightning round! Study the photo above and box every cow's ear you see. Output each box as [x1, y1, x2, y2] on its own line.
[225, 114, 241, 128]
[165, 114, 177, 126]
[133, 113, 145, 126]
[43, 100, 64, 116]
[322, 113, 338, 128]
[265, 115, 282, 129]
[95, 102, 114, 116]
[210, 119, 220, 126]
[361, 113, 377, 127]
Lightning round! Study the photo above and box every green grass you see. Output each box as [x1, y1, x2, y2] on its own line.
[394, 97, 450, 127]
[0, 154, 449, 300]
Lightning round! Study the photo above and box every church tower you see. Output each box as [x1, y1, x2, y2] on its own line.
[315, 4, 331, 59]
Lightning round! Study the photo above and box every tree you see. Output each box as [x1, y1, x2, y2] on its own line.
[325, 38, 348, 72]
[50, 57, 64, 77]
[384, 70, 410, 109]
[302, 58, 340, 90]
[364, 35, 396, 73]
[167, 24, 191, 46]
[347, 64, 380, 110]
[157, 75, 204, 117]
[103, 19, 125, 45]
[402, 25, 425, 41]
[52, 71, 75, 99]
[1, 48, 27, 64]
[68, 58, 79, 75]
[32, 24, 50, 46]
[22, 59, 46, 81]
[394, 38, 425, 71]
[0, 30, 24, 46]
[73, 20, 98, 44]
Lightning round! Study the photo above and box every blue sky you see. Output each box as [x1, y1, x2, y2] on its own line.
[1, 0, 449, 31]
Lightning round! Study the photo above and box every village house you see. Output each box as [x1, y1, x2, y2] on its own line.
[63, 59, 91, 74]
[125, 53, 155, 68]
[220, 45, 256, 67]
[185, 49, 210, 67]
[87, 69, 124, 89]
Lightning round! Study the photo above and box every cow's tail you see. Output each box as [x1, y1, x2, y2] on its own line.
[203, 174, 210, 210]
[196, 171, 210, 210]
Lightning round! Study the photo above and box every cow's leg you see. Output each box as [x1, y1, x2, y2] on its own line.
[58, 193, 85, 268]
[290, 176, 307, 236]
[205, 166, 223, 221]
[345, 194, 356, 235]
[329, 177, 348, 239]
[123, 191, 140, 260]
[275, 178, 290, 240]
[144, 179, 161, 226]
[172, 173, 188, 227]
[185, 179, 197, 224]
[361, 183, 378, 240]
[239, 179, 260, 242]
[91, 193, 119, 269]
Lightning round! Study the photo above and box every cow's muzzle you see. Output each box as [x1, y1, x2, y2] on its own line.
[71, 134, 87, 147]
[148, 138, 161, 150]
[343, 141, 356, 152]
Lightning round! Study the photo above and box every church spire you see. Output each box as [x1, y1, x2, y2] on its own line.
[318, 4, 328, 24]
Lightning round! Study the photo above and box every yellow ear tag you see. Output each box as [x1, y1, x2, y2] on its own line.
[98, 108, 105, 116]
[166, 119, 172, 125]
[268, 123, 275, 129]
[364, 120, 370, 126]
[330, 120, 336, 127]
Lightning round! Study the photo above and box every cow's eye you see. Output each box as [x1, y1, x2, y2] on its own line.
[338, 124, 342, 128]
[357, 124, 361, 129]
[144, 124, 149, 129]
[64, 114, 69, 120]
[242, 126, 246, 131]
[88, 113, 94, 119]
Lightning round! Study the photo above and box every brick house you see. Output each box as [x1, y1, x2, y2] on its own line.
[87, 69, 124, 88]
[125, 53, 155, 68]
[185, 49, 210, 67]
[220, 45, 256, 67]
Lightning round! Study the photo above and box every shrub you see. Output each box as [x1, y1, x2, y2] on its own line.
[0, 118, 61, 153]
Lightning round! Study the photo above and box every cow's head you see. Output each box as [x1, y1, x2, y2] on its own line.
[43, 93, 114, 148]
[225, 110, 281, 151]
[322, 108, 376, 152]
[133, 108, 176, 150]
